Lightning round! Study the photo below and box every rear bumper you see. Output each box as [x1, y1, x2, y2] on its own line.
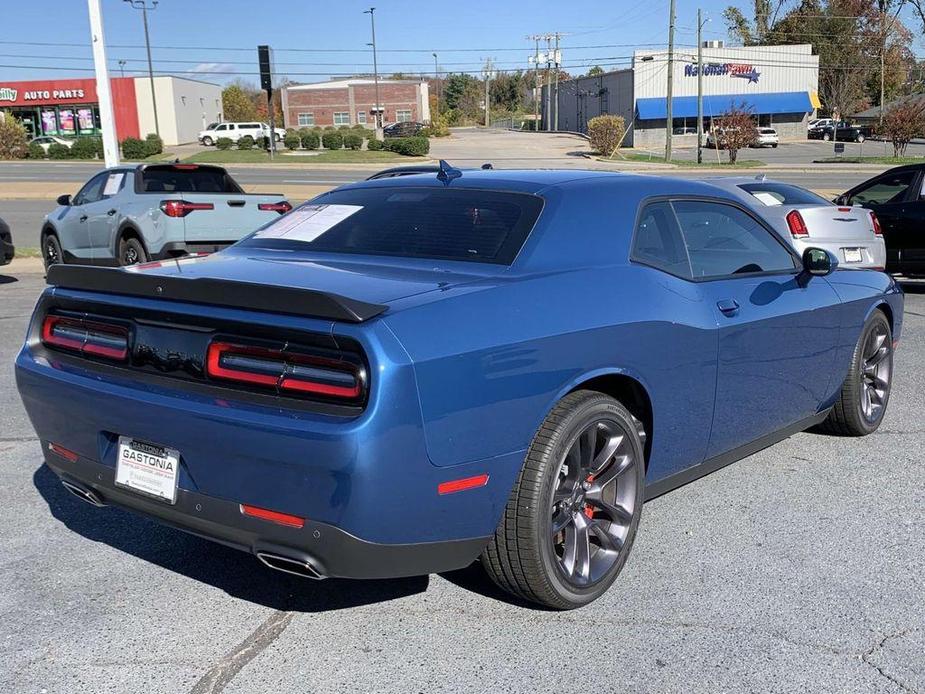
[45, 450, 489, 579]
[154, 241, 236, 259]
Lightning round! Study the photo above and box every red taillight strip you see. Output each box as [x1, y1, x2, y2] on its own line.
[438, 474, 490, 495]
[160, 200, 215, 217]
[41, 315, 129, 361]
[207, 342, 279, 387]
[258, 201, 293, 214]
[240, 503, 305, 528]
[48, 442, 80, 463]
[869, 210, 882, 236]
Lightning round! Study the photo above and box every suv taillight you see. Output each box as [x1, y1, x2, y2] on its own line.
[206, 341, 365, 402]
[786, 209, 809, 237]
[160, 200, 214, 217]
[869, 210, 882, 236]
[41, 315, 129, 361]
[258, 201, 292, 214]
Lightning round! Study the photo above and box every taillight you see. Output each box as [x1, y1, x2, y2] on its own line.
[41, 315, 129, 361]
[240, 504, 305, 528]
[160, 200, 214, 217]
[869, 210, 882, 236]
[786, 209, 808, 237]
[206, 341, 365, 401]
[258, 201, 293, 214]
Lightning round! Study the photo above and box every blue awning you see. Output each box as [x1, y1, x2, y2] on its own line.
[635, 91, 813, 120]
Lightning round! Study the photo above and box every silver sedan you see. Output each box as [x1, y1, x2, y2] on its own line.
[708, 177, 887, 270]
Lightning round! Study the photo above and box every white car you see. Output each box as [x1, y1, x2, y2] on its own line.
[198, 122, 265, 146]
[808, 118, 835, 131]
[30, 136, 74, 153]
[752, 127, 779, 148]
[261, 124, 286, 142]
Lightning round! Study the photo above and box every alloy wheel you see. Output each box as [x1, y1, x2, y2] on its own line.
[860, 323, 891, 422]
[122, 246, 139, 265]
[45, 238, 59, 265]
[550, 419, 638, 587]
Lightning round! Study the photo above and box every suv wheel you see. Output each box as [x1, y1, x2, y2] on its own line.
[202, 136, 214, 146]
[482, 390, 645, 609]
[119, 236, 148, 266]
[42, 232, 63, 271]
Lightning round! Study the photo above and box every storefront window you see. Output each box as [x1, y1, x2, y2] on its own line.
[41, 110, 58, 135]
[77, 107, 94, 132]
[59, 109, 76, 134]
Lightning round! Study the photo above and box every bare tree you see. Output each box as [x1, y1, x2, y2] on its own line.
[880, 97, 925, 155]
[712, 105, 758, 164]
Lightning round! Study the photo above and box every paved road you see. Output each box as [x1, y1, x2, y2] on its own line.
[0, 260, 923, 693]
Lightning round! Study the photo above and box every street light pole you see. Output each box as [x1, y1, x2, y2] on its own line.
[364, 7, 382, 135]
[87, 0, 119, 166]
[118, 59, 126, 78]
[697, 9, 705, 164]
[124, 0, 160, 138]
[665, 0, 676, 162]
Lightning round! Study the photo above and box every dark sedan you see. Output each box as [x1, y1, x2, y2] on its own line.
[383, 121, 424, 138]
[0, 216, 13, 266]
[808, 121, 868, 143]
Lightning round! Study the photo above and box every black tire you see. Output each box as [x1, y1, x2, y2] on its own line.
[772, 143, 778, 148]
[42, 232, 63, 271]
[118, 236, 148, 266]
[857, 134, 865, 143]
[823, 133, 832, 141]
[202, 136, 214, 146]
[481, 390, 645, 610]
[818, 310, 893, 436]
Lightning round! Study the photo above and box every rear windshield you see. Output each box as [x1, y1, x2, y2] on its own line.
[738, 182, 830, 207]
[139, 166, 243, 194]
[241, 186, 544, 264]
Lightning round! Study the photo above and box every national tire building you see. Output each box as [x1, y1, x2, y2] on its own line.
[549, 43, 820, 148]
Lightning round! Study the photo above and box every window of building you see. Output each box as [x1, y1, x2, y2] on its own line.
[396, 109, 412, 122]
[357, 111, 367, 125]
[297, 113, 315, 127]
[333, 112, 351, 125]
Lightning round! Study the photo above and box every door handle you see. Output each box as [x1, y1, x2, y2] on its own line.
[717, 299, 740, 316]
[79, 215, 88, 222]
[107, 209, 117, 216]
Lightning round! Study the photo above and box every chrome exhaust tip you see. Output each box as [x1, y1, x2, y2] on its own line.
[256, 551, 326, 580]
[60, 479, 106, 507]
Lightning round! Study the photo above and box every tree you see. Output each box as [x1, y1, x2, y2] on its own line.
[712, 104, 758, 164]
[0, 112, 29, 159]
[587, 66, 604, 77]
[587, 114, 626, 156]
[222, 84, 257, 122]
[880, 97, 925, 155]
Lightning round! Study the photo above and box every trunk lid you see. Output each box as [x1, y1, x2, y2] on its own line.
[787, 204, 876, 243]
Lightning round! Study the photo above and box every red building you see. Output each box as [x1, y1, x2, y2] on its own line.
[281, 78, 430, 128]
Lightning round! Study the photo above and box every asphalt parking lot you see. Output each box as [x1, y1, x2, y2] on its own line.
[1, 259, 922, 694]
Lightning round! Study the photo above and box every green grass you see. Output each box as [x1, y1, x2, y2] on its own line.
[14, 247, 42, 258]
[813, 156, 925, 164]
[599, 152, 765, 168]
[182, 149, 418, 164]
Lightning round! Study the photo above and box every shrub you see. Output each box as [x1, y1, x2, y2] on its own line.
[71, 137, 101, 159]
[428, 113, 450, 137]
[323, 125, 337, 131]
[0, 114, 29, 159]
[255, 135, 270, 150]
[384, 136, 429, 156]
[216, 137, 233, 150]
[27, 142, 45, 159]
[300, 131, 319, 150]
[284, 132, 301, 150]
[144, 132, 163, 156]
[366, 137, 383, 151]
[237, 135, 254, 150]
[587, 115, 626, 156]
[120, 137, 149, 159]
[343, 132, 363, 150]
[48, 143, 71, 159]
[321, 131, 343, 150]
[338, 124, 351, 130]
[352, 123, 366, 129]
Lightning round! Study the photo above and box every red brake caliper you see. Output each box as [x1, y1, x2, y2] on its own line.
[583, 475, 595, 519]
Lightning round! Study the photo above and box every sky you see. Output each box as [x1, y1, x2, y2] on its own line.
[0, 0, 755, 87]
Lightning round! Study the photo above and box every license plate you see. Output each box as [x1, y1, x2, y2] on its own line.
[843, 248, 863, 263]
[115, 436, 180, 504]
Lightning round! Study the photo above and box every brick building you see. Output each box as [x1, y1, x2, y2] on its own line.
[281, 78, 430, 128]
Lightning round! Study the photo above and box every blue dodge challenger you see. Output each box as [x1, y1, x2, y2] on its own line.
[16, 167, 903, 609]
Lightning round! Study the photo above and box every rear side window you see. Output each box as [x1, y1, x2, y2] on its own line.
[673, 200, 796, 278]
[738, 182, 830, 207]
[243, 186, 544, 265]
[848, 170, 916, 205]
[631, 201, 691, 279]
[139, 166, 243, 193]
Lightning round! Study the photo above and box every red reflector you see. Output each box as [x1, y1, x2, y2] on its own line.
[41, 315, 129, 361]
[258, 201, 293, 214]
[160, 200, 215, 217]
[240, 504, 305, 528]
[786, 209, 808, 237]
[438, 474, 489, 495]
[171, 164, 199, 170]
[837, 207, 852, 212]
[48, 442, 79, 463]
[869, 210, 882, 236]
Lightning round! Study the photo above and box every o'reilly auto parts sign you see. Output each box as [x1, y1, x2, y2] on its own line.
[0, 87, 17, 102]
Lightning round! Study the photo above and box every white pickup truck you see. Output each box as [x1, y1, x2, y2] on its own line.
[198, 122, 285, 145]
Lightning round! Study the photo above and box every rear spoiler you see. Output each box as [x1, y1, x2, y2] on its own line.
[45, 264, 387, 324]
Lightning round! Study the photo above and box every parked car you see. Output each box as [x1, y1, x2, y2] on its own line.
[808, 118, 836, 131]
[198, 122, 265, 146]
[17, 168, 903, 609]
[751, 127, 779, 148]
[705, 126, 754, 149]
[0, 216, 13, 266]
[709, 177, 886, 269]
[40, 163, 291, 268]
[30, 136, 74, 154]
[836, 164, 925, 275]
[383, 121, 424, 138]
[260, 123, 286, 142]
[808, 121, 868, 143]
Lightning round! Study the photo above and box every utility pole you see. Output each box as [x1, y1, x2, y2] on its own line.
[482, 58, 493, 127]
[697, 9, 704, 164]
[665, 0, 676, 161]
[124, 0, 159, 138]
[544, 35, 552, 131]
[118, 59, 126, 78]
[364, 7, 382, 135]
[88, 0, 119, 166]
[432, 52, 439, 112]
[529, 35, 541, 130]
[553, 32, 561, 131]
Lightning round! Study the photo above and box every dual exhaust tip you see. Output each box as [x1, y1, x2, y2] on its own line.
[58, 479, 326, 580]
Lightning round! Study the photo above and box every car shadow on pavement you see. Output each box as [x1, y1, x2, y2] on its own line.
[0, 274, 18, 285]
[33, 463, 428, 612]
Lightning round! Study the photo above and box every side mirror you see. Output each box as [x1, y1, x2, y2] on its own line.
[802, 247, 838, 277]
[56, 194, 71, 206]
[833, 194, 847, 205]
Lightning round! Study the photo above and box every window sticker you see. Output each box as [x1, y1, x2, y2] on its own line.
[751, 191, 783, 207]
[253, 204, 363, 242]
[103, 173, 124, 197]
